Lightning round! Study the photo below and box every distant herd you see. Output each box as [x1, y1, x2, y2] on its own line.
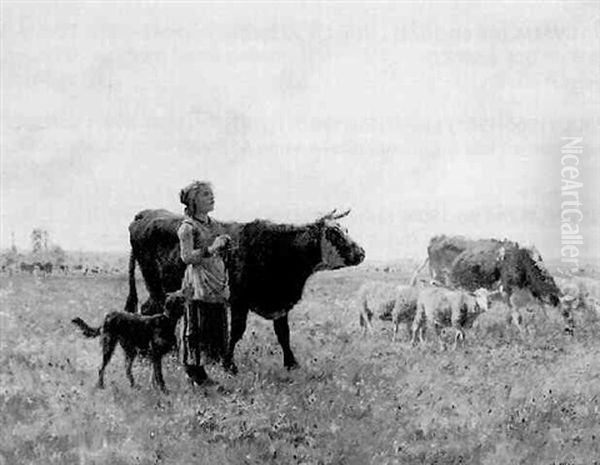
[1, 262, 123, 276]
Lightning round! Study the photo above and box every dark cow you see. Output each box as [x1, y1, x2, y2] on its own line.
[124, 208, 365, 373]
[38, 262, 53, 275]
[20, 262, 35, 274]
[416, 235, 570, 332]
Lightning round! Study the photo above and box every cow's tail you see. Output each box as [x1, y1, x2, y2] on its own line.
[124, 249, 138, 313]
[71, 317, 101, 338]
[409, 257, 429, 286]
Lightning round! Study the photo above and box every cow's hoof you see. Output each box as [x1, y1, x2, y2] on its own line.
[223, 361, 238, 375]
[285, 361, 300, 371]
[196, 377, 219, 388]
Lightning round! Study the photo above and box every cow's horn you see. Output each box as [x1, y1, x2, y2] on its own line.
[318, 209, 337, 222]
[332, 208, 351, 220]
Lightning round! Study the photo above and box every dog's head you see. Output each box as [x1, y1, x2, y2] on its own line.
[164, 291, 186, 320]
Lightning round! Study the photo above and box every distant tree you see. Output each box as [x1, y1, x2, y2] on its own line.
[49, 245, 67, 265]
[10, 231, 17, 254]
[31, 229, 44, 254]
[31, 228, 50, 255]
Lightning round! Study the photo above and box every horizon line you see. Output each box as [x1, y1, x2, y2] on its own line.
[2, 247, 599, 265]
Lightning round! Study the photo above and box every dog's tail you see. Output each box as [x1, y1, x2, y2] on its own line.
[71, 317, 102, 338]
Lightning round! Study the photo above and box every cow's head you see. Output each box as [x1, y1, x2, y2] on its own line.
[316, 209, 365, 270]
[517, 245, 561, 306]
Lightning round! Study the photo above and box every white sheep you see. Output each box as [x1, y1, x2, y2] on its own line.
[411, 286, 489, 350]
[356, 281, 402, 336]
[357, 278, 431, 340]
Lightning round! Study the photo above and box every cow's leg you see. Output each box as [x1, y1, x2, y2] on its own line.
[223, 306, 248, 375]
[273, 315, 298, 370]
[510, 308, 526, 338]
[137, 252, 166, 315]
[359, 303, 373, 337]
[504, 292, 526, 339]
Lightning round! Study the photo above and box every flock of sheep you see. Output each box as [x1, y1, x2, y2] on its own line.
[356, 271, 600, 350]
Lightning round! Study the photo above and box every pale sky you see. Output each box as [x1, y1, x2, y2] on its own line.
[2, 2, 599, 261]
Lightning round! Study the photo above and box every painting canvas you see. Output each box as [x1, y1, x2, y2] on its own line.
[1, 2, 599, 464]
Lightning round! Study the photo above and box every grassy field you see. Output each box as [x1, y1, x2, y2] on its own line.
[1, 269, 599, 465]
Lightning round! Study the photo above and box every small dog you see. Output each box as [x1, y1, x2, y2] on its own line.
[72, 292, 185, 392]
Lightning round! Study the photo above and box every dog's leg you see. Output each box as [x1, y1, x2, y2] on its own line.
[124, 346, 136, 388]
[151, 352, 167, 393]
[98, 335, 117, 389]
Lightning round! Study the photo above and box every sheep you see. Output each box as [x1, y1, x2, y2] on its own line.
[357, 281, 402, 336]
[411, 286, 489, 350]
[472, 288, 566, 340]
[357, 277, 431, 339]
[555, 275, 600, 323]
[391, 284, 422, 342]
[471, 299, 519, 340]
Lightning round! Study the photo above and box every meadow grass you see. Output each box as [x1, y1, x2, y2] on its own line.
[1, 270, 599, 465]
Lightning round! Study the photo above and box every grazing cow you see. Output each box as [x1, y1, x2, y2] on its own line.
[20, 262, 35, 274]
[125, 208, 365, 373]
[416, 235, 569, 332]
[422, 235, 509, 287]
[411, 287, 489, 350]
[36, 262, 53, 275]
[85, 266, 103, 275]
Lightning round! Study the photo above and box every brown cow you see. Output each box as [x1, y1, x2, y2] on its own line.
[125, 208, 365, 373]
[414, 235, 571, 333]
